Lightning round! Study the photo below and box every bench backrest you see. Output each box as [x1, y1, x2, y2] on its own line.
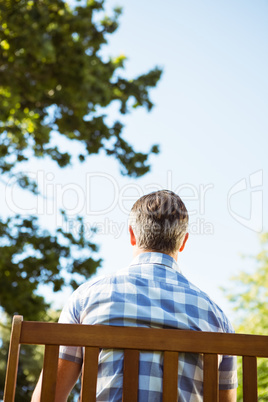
[4, 315, 268, 402]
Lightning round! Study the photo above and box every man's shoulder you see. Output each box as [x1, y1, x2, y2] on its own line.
[73, 267, 133, 297]
[179, 277, 235, 333]
[75, 273, 117, 293]
[197, 291, 235, 333]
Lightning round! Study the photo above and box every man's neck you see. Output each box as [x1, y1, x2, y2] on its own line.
[133, 247, 178, 261]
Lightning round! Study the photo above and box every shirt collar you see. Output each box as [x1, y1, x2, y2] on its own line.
[130, 252, 182, 274]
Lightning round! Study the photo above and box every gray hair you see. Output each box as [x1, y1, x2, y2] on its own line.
[129, 190, 188, 254]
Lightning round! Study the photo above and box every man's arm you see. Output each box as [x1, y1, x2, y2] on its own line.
[219, 389, 237, 402]
[31, 358, 81, 402]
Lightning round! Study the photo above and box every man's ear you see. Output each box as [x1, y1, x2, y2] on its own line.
[179, 232, 189, 252]
[129, 225, 136, 246]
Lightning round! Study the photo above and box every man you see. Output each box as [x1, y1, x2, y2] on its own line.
[32, 190, 237, 401]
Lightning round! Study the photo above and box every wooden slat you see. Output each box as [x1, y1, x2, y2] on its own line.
[203, 354, 219, 402]
[19, 322, 268, 357]
[162, 351, 178, 402]
[122, 349, 139, 402]
[40, 345, 59, 402]
[3, 315, 23, 402]
[243, 356, 258, 402]
[80, 347, 99, 402]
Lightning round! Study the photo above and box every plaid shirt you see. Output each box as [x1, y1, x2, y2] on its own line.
[59, 252, 237, 401]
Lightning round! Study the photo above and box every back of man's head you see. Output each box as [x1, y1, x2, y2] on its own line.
[129, 190, 189, 255]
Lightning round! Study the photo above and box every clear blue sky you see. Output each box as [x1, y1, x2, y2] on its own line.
[2, 0, 268, 321]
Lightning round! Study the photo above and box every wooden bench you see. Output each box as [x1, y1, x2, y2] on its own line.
[4, 315, 268, 401]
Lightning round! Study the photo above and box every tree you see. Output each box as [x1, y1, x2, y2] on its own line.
[225, 233, 268, 401]
[0, 213, 101, 320]
[0, 0, 161, 185]
[0, 0, 162, 399]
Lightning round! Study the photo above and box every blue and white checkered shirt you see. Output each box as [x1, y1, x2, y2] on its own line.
[59, 252, 237, 401]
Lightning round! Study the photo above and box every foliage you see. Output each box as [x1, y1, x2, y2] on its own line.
[0, 0, 161, 187]
[225, 233, 268, 401]
[0, 213, 101, 321]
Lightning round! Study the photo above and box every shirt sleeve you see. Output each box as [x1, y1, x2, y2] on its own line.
[219, 355, 238, 389]
[218, 317, 238, 389]
[58, 289, 83, 365]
